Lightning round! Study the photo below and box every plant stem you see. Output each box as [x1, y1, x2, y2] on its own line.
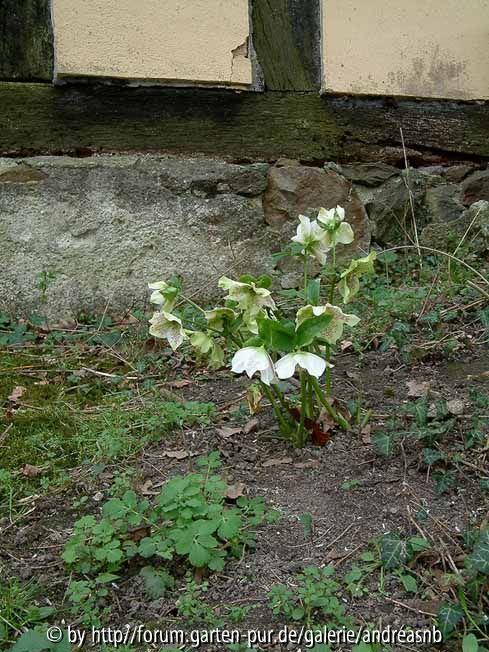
[329, 245, 337, 303]
[303, 252, 309, 292]
[310, 377, 350, 431]
[260, 382, 294, 439]
[297, 371, 307, 447]
[306, 375, 314, 420]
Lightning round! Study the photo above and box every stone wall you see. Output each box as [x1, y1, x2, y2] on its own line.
[1, 154, 488, 319]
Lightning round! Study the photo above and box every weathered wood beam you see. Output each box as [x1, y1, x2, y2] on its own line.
[0, 0, 53, 81]
[252, 0, 321, 91]
[1, 83, 489, 161]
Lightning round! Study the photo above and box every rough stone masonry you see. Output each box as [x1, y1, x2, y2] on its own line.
[0, 154, 488, 319]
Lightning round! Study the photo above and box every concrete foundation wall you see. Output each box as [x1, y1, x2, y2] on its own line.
[2, 154, 488, 320]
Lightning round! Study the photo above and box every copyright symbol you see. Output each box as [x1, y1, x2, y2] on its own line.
[47, 627, 63, 643]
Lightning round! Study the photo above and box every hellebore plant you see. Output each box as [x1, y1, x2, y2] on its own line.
[148, 206, 376, 447]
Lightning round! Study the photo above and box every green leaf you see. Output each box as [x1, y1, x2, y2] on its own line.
[433, 470, 456, 494]
[408, 536, 430, 552]
[463, 634, 479, 652]
[399, 573, 417, 593]
[437, 602, 464, 638]
[422, 448, 443, 465]
[257, 318, 296, 353]
[305, 279, 321, 306]
[373, 432, 395, 456]
[140, 566, 175, 598]
[189, 542, 210, 567]
[218, 513, 242, 540]
[379, 533, 409, 569]
[299, 512, 313, 540]
[295, 314, 333, 348]
[468, 529, 489, 575]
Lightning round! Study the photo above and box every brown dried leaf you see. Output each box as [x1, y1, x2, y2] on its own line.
[340, 340, 353, 351]
[162, 449, 189, 459]
[8, 386, 26, 402]
[243, 418, 259, 434]
[171, 379, 192, 389]
[217, 426, 242, 439]
[294, 460, 320, 470]
[225, 482, 246, 500]
[262, 457, 293, 468]
[406, 379, 430, 397]
[21, 463, 43, 477]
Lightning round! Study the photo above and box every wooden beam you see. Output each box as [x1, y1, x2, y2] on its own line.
[252, 0, 321, 91]
[1, 83, 489, 161]
[0, 0, 53, 81]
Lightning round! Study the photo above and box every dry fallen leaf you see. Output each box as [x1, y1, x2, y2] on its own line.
[294, 460, 320, 470]
[162, 449, 190, 459]
[21, 463, 43, 477]
[217, 426, 242, 439]
[406, 379, 430, 397]
[361, 424, 372, 444]
[171, 379, 192, 389]
[138, 479, 156, 495]
[243, 418, 259, 434]
[340, 340, 353, 351]
[262, 457, 293, 468]
[8, 386, 26, 402]
[225, 482, 246, 500]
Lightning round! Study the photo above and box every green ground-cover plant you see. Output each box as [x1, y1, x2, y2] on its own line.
[268, 565, 350, 629]
[62, 453, 279, 622]
[148, 207, 377, 446]
[0, 398, 215, 514]
[373, 394, 488, 494]
[0, 579, 55, 648]
[436, 527, 489, 650]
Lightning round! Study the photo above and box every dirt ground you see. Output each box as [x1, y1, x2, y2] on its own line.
[2, 339, 487, 652]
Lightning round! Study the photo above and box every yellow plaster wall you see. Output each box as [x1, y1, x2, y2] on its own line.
[51, 0, 252, 87]
[322, 0, 489, 100]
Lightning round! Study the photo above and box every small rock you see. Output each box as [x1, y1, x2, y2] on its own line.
[461, 169, 489, 205]
[342, 162, 399, 187]
[263, 165, 370, 257]
[443, 164, 474, 183]
[447, 398, 464, 415]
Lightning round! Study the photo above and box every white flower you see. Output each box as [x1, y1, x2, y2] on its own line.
[190, 331, 214, 354]
[231, 346, 277, 386]
[291, 215, 330, 264]
[296, 304, 360, 344]
[218, 277, 276, 314]
[317, 206, 354, 247]
[149, 311, 186, 350]
[204, 307, 236, 331]
[148, 281, 177, 311]
[338, 251, 377, 303]
[275, 352, 331, 380]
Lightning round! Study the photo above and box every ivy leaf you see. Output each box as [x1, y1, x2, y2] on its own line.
[295, 314, 333, 348]
[422, 448, 443, 465]
[373, 432, 395, 456]
[379, 533, 409, 569]
[437, 602, 464, 638]
[468, 529, 489, 575]
[433, 470, 456, 495]
[463, 634, 479, 652]
[398, 573, 417, 593]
